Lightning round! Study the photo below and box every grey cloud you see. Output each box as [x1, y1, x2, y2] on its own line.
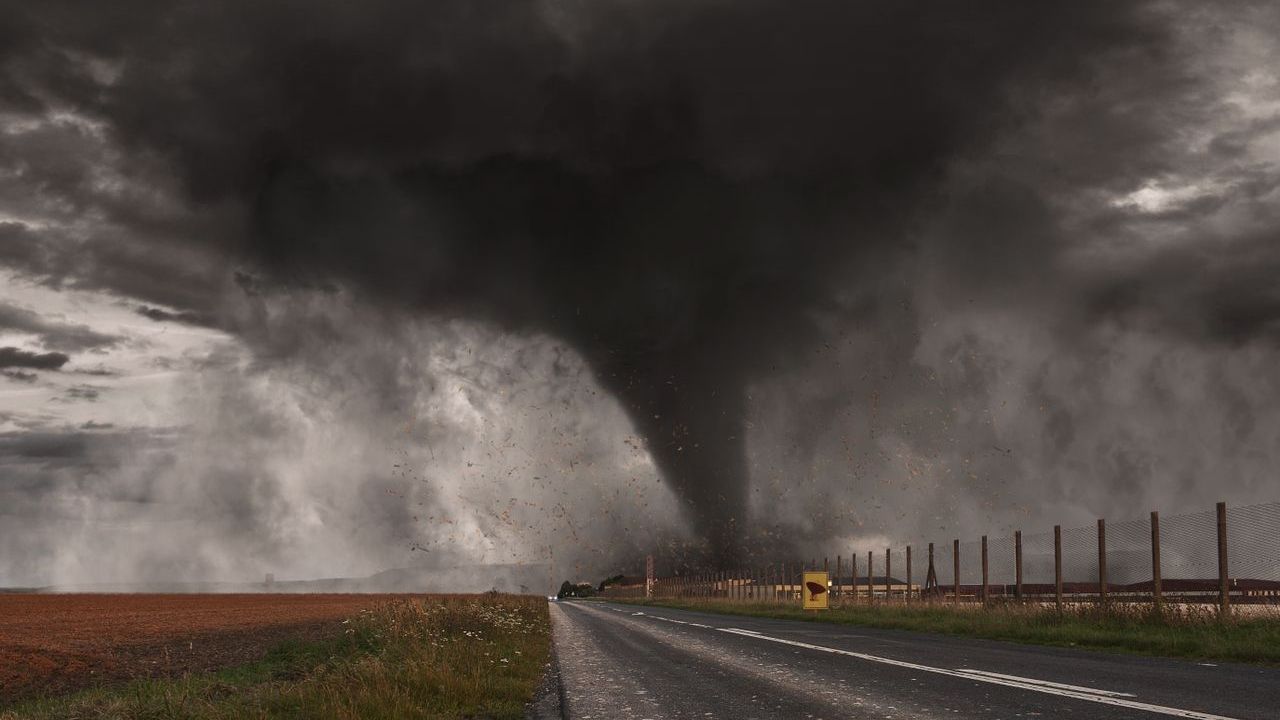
[0, 301, 122, 351]
[1, 369, 37, 383]
[136, 305, 215, 326]
[58, 384, 105, 402]
[73, 367, 118, 377]
[0, 430, 91, 465]
[0, 346, 70, 370]
[0, 222, 53, 276]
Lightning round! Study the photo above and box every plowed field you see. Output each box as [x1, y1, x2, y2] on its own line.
[0, 594, 407, 702]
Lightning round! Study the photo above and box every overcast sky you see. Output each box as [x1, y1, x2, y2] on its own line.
[2, 0, 1279, 587]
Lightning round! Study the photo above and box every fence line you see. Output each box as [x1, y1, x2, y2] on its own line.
[603, 500, 1280, 611]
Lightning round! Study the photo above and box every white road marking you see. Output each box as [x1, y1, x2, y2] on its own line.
[715, 628, 1240, 720]
[648, 615, 689, 625]
[953, 668, 1136, 697]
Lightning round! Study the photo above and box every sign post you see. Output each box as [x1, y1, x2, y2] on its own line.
[645, 555, 655, 599]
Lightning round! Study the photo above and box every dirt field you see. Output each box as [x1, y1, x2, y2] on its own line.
[0, 594, 408, 702]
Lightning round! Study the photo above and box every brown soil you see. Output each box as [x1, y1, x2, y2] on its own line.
[0, 593, 411, 703]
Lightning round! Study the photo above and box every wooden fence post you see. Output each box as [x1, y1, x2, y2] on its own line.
[870, 550, 880, 602]
[1218, 501, 1230, 616]
[885, 548, 891, 601]
[851, 552, 859, 603]
[1151, 512, 1162, 609]
[1015, 531, 1023, 601]
[1098, 519, 1108, 606]
[981, 535, 990, 606]
[927, 542, 936, 601]
[953, 539, 960, 606]
[1054, 525, 1063, 612]
[836, 555, 843, 604]
[906, 546, 913, 604]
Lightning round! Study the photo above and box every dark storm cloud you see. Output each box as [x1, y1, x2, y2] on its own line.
[5, 0, 1279, 565]
[0, 301, 122, 351]
[0, 0, 1193, 560]
[0, 346, 70, 370]
[1, 369, 37, 383]
[0, 223, 50, 275]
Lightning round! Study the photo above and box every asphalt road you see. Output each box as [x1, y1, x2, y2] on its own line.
[549, 600, 1278, 720]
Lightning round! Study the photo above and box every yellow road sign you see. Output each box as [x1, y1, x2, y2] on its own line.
[802, 571, 830, 610]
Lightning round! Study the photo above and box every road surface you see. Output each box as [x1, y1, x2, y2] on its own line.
[549, 600, 1277, 719]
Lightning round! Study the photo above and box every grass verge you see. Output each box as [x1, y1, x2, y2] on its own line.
[616, 597, 1280, 666]
[1, 594, 551, 720]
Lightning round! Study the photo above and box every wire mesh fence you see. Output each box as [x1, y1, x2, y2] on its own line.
[1229, 503, 1280, 584]
[614, 500, 1280, 609]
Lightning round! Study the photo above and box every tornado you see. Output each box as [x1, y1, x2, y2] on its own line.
[21, 0, 1163, 564]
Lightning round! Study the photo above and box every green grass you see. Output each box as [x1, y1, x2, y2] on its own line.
[617, 597, 1280, 665]
[1, 594, 551, 720]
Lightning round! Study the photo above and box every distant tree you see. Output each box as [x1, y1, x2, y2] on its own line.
[558, 581, 574, 599]
[598, 574, 625, 592]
